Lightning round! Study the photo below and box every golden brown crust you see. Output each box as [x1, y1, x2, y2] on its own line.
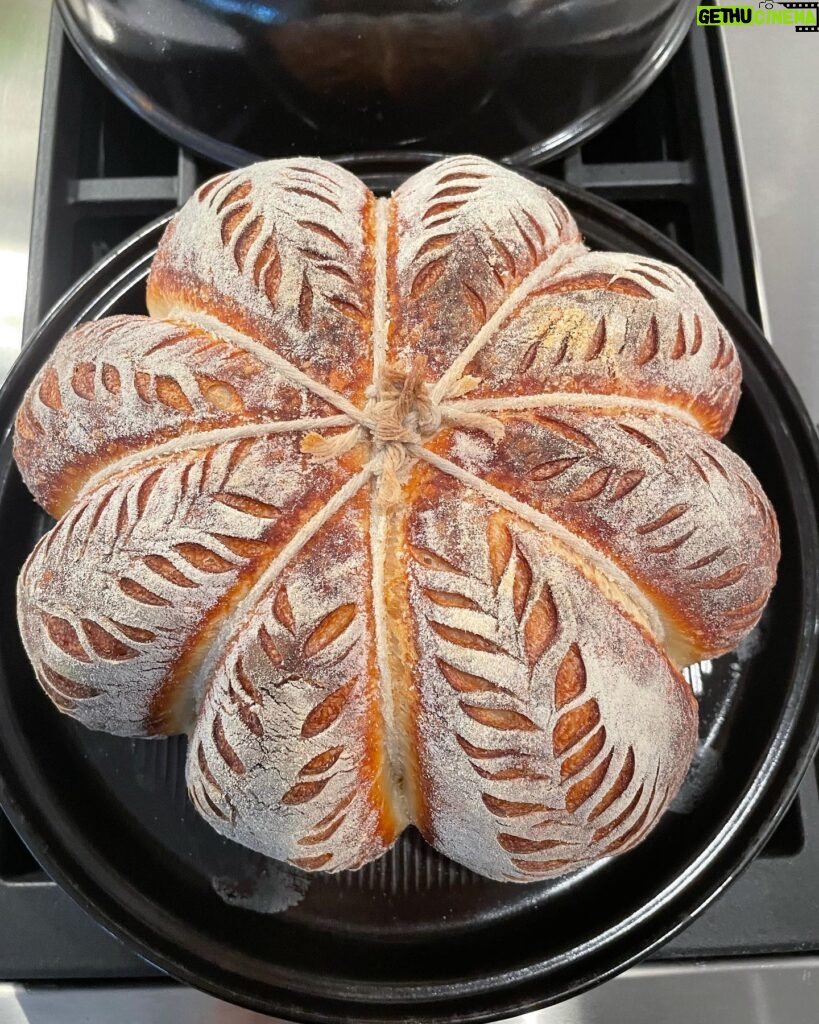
[386, 156, 582, 378]
[464, 251, 742, 437]
[426, 408, 778, 664]
[16, 437, 361, 738]
[396, 465, 697, 880]
[186, 489, 403, 870]
[13, 315, 338, 517]
[146, 160, 376, 402]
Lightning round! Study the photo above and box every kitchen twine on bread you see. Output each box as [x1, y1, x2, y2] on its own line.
[300, 356, 505, 509]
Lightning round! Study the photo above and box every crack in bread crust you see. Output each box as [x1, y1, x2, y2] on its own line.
[445, 391, 700, 427]
[368, 197, 415, 821]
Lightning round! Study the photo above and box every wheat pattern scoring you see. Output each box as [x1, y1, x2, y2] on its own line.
[402, 484, 699, 880]
[13, 155, 778, 881]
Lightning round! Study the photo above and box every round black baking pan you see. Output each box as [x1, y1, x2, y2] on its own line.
[0, 161, 817, 1023]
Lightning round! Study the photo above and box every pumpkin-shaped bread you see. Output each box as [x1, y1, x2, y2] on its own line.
[13, 156, 779, 881]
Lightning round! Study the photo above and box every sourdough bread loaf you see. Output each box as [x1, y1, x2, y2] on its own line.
[13, 156, 778, 881]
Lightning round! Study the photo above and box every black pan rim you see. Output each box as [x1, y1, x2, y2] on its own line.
[0, 162, 818, 1023]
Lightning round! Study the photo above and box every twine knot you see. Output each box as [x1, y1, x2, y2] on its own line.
[300, 356, 504, 510]
[367, 356, 443, 446]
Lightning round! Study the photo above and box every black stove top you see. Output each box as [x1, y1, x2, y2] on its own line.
[4, 11, 819, 982]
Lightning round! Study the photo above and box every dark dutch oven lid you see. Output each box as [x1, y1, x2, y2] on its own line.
[0, 163, 817, 1023]
[55, 0, 693, 167]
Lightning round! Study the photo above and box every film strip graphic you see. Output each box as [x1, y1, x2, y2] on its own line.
[779, 1, 819, 31]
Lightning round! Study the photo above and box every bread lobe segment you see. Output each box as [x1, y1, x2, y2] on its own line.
[398, 467, 696, 881]
[425, 407, 778, 663]
[147, 159, 376, 402]
[13, 315, 340, 517]
[464, 250, 742, 437]
[388, 155, 583, 379]
[186, 490, 402, 871]
[17, 438, 359, 737]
